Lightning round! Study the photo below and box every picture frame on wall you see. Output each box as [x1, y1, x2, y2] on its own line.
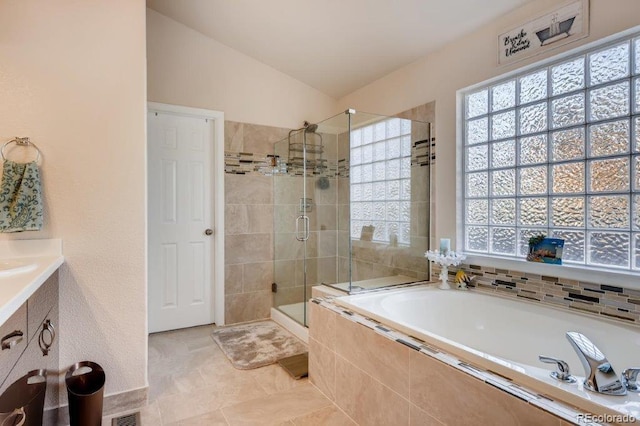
[497, 0, 590, 66]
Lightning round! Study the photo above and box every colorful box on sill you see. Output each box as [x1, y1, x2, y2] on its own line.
[527, 238, 564, 265]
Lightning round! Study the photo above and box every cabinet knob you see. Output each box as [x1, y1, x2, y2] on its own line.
[1, 330, 24, 350]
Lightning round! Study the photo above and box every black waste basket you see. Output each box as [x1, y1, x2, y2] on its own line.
[65, 361, 105, 426]
[0, 369, 47, 426]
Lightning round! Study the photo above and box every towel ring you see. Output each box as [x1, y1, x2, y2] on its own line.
[1, 137, 41, 162]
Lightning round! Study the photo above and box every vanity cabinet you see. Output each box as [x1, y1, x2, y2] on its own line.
[0, 273, 59, 425]
[0, 304, 28, 384]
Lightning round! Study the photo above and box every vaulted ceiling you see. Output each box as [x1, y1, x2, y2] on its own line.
[147, 0, 533, 98]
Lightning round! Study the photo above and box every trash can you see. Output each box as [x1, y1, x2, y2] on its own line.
[65, 361, 105, 426]
[0, 369, 47, 426]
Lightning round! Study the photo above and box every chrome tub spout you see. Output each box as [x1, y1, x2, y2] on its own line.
[566, 331, 627, 396]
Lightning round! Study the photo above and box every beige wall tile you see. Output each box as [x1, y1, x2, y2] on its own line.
[243, 123, 289, 155]
[292, 405, 355, 425]
[335, 355, 410, 426]
[274, 176, 304, 205]
[318, 257, 338, 284]
[337, 204, 350, 233]
[318, 230, 338, 257]
[410, 202, 429, 238]
[335, 315, 411, 398]
[225, 121, 244, 152]
[410, 351, 562, 426]
[308, 303, 336, 349]
[275, 232, 304, 260]
[296, 257, 318, 285]
[221, 383, 331, 425]
[225, 204, 249, 235]
[225, 174, 273, 204]
[308, 337, 336, 401]
[275, 285, 305, 306]
[225, 291, 271, 324]
[225, 233, 273, 264]
[322, 135, 338, 161]
[351, 259, 374, 281]
[243, 261, 274, 292]
[274, 204, 298, 233]
[274, 260, 296, 288]
[338, 231, 350, 258]
[225, 264, 244, 295]
[317, 205, 337, 230]
[247, 204, 274, 234]
[314, 178, 337, 205]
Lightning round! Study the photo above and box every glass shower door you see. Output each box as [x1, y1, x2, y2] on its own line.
[273, 129, 311, 326]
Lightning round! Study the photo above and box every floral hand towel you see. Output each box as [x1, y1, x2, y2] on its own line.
[0, 160, 43, 232]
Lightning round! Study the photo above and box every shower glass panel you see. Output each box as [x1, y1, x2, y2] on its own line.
[273, 110, 430, 327]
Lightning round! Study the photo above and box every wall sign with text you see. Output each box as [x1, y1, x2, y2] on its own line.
[498, 0, 589, 66]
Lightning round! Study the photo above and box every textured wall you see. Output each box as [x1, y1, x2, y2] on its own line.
[0, 0, 147, 403]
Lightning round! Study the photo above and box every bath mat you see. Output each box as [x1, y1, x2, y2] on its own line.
[212, 320, 307, 370]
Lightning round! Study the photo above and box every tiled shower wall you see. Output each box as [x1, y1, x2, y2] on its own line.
[224, 122, 289, 324]
[223, 102, 437, 324]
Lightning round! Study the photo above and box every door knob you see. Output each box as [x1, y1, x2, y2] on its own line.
[204, 228, 213, 236]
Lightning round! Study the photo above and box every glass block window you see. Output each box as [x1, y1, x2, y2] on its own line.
[462, 35, 640, 271]
[351, 118, 412, 244]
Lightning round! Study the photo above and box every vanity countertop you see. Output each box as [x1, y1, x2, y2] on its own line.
[0, 239, 63, 326]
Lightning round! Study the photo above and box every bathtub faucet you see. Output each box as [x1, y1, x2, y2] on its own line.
[565, 331, 627, 396]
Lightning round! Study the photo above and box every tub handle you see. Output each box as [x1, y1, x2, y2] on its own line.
[622, 368, 640, 392]
[539, 355, 576, 383]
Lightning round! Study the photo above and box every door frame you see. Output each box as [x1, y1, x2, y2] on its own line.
[147, 102, 225, 326]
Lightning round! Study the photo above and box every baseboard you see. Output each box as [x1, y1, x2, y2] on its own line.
[55, 385, 148, 425]
[271, 307, 309, 344]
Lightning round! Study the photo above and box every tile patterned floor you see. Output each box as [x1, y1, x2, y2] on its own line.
[104, 325, 355, 425]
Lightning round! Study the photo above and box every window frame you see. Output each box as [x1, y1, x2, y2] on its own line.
[456, 26, 640, 288]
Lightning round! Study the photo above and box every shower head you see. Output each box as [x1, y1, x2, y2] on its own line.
[305, 123, 318, 133]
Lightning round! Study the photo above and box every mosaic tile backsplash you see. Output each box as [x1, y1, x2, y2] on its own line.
[433, 263, 640, 324]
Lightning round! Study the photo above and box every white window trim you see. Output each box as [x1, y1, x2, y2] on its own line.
[456, 25, 640, 290]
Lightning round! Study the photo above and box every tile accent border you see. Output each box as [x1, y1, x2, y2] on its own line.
[312, 296, 605, 426]
[434, 264, 640, 325]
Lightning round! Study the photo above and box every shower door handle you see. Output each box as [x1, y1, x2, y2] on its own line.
[295, 215, 310, 241]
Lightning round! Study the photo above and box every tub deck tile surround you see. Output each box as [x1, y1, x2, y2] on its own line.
[434, 264, 640, 325]
[309, 297, 603, 426]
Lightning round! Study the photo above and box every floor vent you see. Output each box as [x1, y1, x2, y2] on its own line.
[112, 412, 141, 426]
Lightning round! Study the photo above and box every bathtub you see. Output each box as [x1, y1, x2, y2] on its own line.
[336, 284, 640, 420]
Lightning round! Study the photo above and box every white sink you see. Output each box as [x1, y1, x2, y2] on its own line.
[0, 260, 38, 277]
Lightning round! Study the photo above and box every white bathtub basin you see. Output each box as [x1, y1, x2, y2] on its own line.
[0, 260, 37, 277]
[336, 285, 640, 420]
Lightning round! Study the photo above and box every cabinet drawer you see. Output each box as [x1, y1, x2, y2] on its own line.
[0, 303, 27, 389]
[27, 272, 58, 342]
[2, 303, 58, 424]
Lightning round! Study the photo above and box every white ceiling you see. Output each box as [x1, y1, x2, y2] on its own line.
[147, 0, 532, 99]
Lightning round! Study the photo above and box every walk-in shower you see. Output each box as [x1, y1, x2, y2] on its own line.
[272, 109, 431, 327]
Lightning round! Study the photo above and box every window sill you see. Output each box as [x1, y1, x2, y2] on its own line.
[462, 253, 640, 291]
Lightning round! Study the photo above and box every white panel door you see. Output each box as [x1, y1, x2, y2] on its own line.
[148, 111, 214, 333]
